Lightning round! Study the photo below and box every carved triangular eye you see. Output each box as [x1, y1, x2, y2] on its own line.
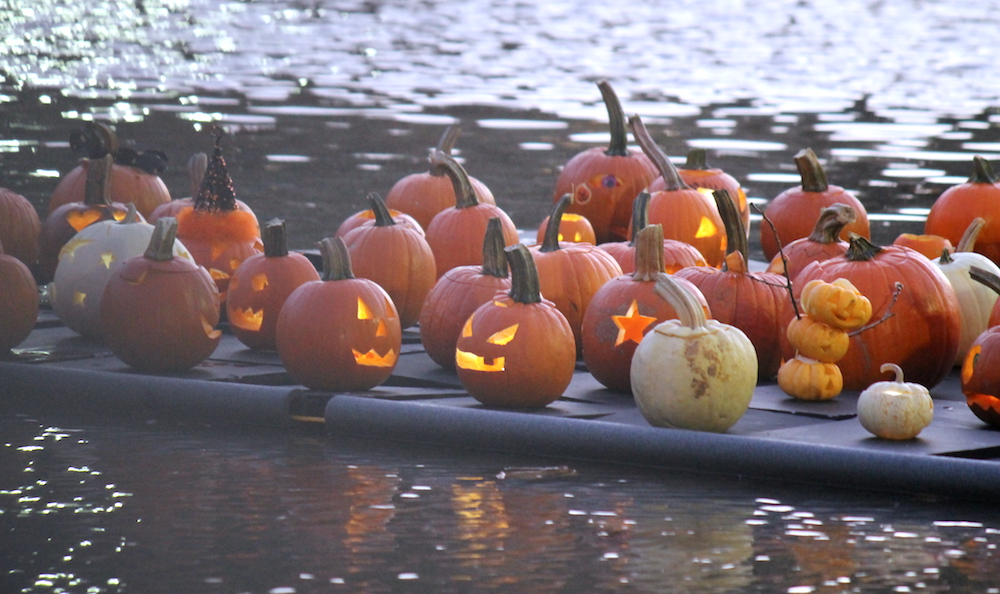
[486, 324, 518, 345]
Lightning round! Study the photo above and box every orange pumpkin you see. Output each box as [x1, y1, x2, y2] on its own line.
[962, 327, 1000, 428]
[535, 212, 596, 245]
[0, 238, 39, 353]
[760, 148, 870, 262]
[599, 191, 708, 274]
[424, 151, 519, 279]
[651, 148, 749, 237]
[925, 156, 1000, 265]
[47, 122, 171, 220]
[455, 243, 576, 407]
[385, 125, 495, 231]
[100, 217, 221, 372]
[335, 205, 424, 239]
[419, 217, 511, 369]
[342, 192, 437, 329]
[629, 115, 726, 267]
[892, 232, 953, 259]
[148, 152, 256, 226]
[226, 219, 320, 351]
[276, 236, 402, 392]
[552, 81, 658, 243]
[766, 203, 855, 281]
[0, 185, 41, 267]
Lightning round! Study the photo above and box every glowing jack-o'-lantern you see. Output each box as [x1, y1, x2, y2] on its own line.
[600, 191, 708, 275]
[962, 327, 1000, 428]
[276, 236, 402, 392]
[455, 244, 576, 407]
[535, 212, 597, 245]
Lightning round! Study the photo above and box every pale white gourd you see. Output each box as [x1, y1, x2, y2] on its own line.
[857, 363, 933, 440]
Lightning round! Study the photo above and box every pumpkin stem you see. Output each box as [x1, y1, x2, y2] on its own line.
[144, 217, 180, 262]
[968, 156, 999, 184]
[366, 192, 396, 227]
[119, 202, 141, 225]
[262, 218, 289, 258]
[628, 191, 651, 245]
[70, 122, 120, 160]
[807, 203, 856, 243]
[429, 125, 462, 176]
[83, 154, 114, 207]
[632, 223, 664, 281]
[969, 265, 1000, 296]
[629, 114, 688, 192]
[956, 217, 986, 253]
[505, 243, 543, 305]
[598, 81, 630, 157]
[318, 236, 355, 281]
[879, 362, 905, 383]
[540, 193, 572, 253]
[194, 129, 239, 213]
[481, 217, 510, 279]
[653, 272, 707, 329]
[430, 150, 479, 209]
[684, 148, 711, 171]
[715, 188, 747, 266]
[187, 152, 208, 198]
[845, 233, 884, 262]
[794, 148, 830, 193]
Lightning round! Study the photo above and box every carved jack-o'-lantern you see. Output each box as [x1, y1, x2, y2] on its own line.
[962, 327, 1000, 428]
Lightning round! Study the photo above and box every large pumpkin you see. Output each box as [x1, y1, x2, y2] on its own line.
[760, 148, 870, 262]
[276, 236, 401, 392]
[792, 235, 961, 390]
[552, 81, 658, 243]
[599, 191, 708, 275]
[0, 238, 39, 353]
[455, 244, 576, 407]
[962, 326, 1000, 428]
[925, 156, 1000, 266]
[652, 148, 749, 238]
[100, 217, 221, 372]
[0, 185, 41, 267]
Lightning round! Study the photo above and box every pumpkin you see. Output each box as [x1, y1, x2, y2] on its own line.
[0, 184, 41, 267]
[759, 148, 870, 262]
[793, 235, 961, 390]
[552, 81, 658, 244]
[766, 203, 855, 281]
[629, 114, 726, 267]
[385, 125, 495, 231]
[424, 150, 519, 279]
[925, 156, 1000, 265]
[962, 326, 1000, 427]
[38, 154, 131, 283]
[652, 148, 749, 237]
[335, 204, 424, 239]
[798, 277, 873, 332]
[892, 232, 953, 259]
[100, 217, 221, 372]
[630, 273, 757, 432]
[419, 217, 511, 369]
[47, 122, 171, 220]
[175, 132, 262, 306]
[535, 211, 596, 245]
[342, 192, 437, 329]
[0, 238, 39, 353]
[276, 236, 401, 392]
[857, 363, 933, 440]
[51, 203, 190, 340]
[784, 315, 850, 363]
[599, 191, 708, 274]
[582, 223, 711, 393]
[777, 355, 844, 401]
[530, 193, 623, 355]
[455, 243, 576, 407]
[675, 189, 789, 380]
[226, 218, 320, 351]
[147, 152, 257, 225]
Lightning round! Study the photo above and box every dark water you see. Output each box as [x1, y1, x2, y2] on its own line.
[4, 0, 1000, 591]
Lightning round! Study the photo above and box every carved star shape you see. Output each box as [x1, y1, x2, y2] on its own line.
[612, 299, 657, 346]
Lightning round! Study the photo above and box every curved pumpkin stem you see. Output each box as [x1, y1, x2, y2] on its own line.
[714, 188, 747, 266]
[969, 265, 1000, 295]
[119, 202, 141, 225]
[629, 114, 688, 192]
[429, 125, 462, 176]
[83, 154, 114, 207]
[879, 362, 906, 382]
[632, 223, 664, 282]
[628, 191, 651, 245]
[653, 272, 707, 329]
[808, 203, 856, 243]
[188, 152, 209, 198]
[262, 218, 289, 258]
[319, 236, 355, 281]
[540, 193, 572, 253]
[684, 148, 711, 171]
[505, 243, 543, 305]
[968, 156, 999, 184]
[481, 217, 509, 279]
[144, 217, 180, 262]
[598, 81, 629, 158]
[366, 192, 396, 228]
[70, 122, 120, 159]
[430, 150, 479, 210]
[194, 130, 239, 213]
[794, 148, 830, 193]
[845, 233, 883, 262]
[957, 217, 986, 252]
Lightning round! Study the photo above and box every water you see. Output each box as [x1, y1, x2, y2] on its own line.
[4, 0, 1000, 591]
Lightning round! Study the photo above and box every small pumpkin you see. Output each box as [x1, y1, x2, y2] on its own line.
[535, 211, 596, 245]
[552, 81, 658, 243]
[892, 232, 953, 259]
[777, 355, 844, 401]
[652, 147, 749, 237]
[925, 156, 1000, 265]
[226, 218, 320, 351]
[276, 236, 402, 392]
[857, 363, 933, 440]
[766, 203, 855, 281]
[962, 326, 1000, 428]
[798, 277, 873, 332]
[599, 190, 708, 274]
[760, 148, 870, 262]
[630, 273, 757, 432]
[785, 315, 850, 363]
[0, 184, 41, 267]
[100, 217, 221, 372]
[0, 238, 39, 353]
[419, 217, 511, 370]
[455, 243, 576, 407]
[629, 114, 726, 267]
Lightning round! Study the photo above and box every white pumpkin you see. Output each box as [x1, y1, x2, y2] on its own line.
[630, 273, 758, 433]
[857, 363, 933, 440]
[50, 203, 191, 339]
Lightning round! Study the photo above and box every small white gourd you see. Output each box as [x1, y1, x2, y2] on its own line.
[857, 363, 934, 440]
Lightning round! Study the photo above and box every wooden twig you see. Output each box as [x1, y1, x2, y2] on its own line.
[848, 282, 903, 336]
[752, 203, 800, 319]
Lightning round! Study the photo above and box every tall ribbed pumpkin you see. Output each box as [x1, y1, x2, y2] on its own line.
[600, 191, 708, 275]
[925, 156, 1000, 266]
